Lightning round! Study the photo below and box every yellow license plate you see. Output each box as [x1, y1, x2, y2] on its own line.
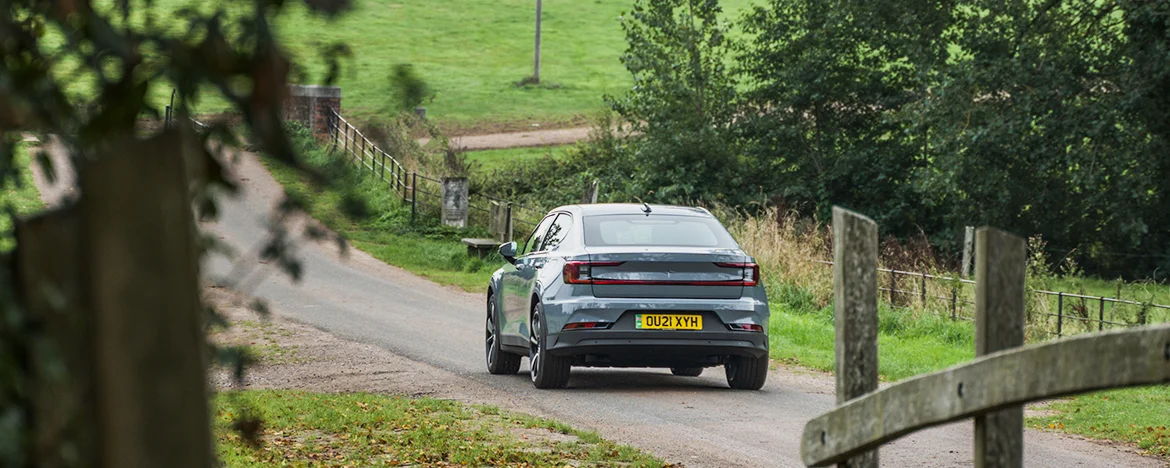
[635, 314, 702, 330]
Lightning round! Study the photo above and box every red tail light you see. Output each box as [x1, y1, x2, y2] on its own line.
[727, 323, 764, 332]
[562, 321, 614, 330]
[715, 262, 760, 287]
[564, 261, 624, 284]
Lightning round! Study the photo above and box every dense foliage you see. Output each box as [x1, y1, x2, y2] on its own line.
[1, 0, 350, 464]
[483, 0, 1170, 280]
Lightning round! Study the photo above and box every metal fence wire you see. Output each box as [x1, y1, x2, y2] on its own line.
[812, 260, 1170, 338]
[328, 110, 543, 234]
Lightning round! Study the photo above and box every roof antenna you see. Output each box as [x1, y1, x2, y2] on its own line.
[641, 202, 652, 215]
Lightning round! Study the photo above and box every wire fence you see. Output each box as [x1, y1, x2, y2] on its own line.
[811, 260, 1170, 339]
[328, 110, 544, 236]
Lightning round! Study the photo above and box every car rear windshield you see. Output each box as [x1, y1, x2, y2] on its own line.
[583, 214, 739, 248]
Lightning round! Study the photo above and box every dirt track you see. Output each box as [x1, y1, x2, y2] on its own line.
[419, 126, 591, 150]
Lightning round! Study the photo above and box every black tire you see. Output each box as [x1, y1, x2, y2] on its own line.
[671, 367, 704, 377]
[529, 303, 571, 389]
[725, 355, 768, 390]
[485, 296, 521, 375]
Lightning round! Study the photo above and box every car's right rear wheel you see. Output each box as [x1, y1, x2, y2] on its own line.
[530, 303, 571, 389]
[671, 367, 703, 377]
[725, 355, 768, 390]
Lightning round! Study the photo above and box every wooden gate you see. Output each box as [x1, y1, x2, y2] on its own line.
[802, 207, 1170, 468]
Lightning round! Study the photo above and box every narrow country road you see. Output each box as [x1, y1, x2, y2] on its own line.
[29, 141, 1163, 467]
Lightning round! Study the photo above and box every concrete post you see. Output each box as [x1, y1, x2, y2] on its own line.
[441, 177, 469, 228]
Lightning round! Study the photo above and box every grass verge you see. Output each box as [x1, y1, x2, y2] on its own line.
[215, 390, 665, 466]
[1, 142, 46, 251]
[465, 145, 572, 174]
[1028, 387, 1170, 459]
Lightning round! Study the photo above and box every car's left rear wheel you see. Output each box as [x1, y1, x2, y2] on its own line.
[486, 297, 521, 375]
[530, 303, 571, 389]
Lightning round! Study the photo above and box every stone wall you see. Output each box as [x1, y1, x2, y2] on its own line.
[283, 85, 341, 139]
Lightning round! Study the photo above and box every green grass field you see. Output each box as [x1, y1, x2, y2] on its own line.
[107, 0, 756, 128]
[215, 390, 664, 466]
[1, 143, 46, 251]
[465, 145, 571, 173]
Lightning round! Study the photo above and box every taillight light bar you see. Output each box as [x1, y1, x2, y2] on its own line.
[715, 262, 760, 287]
[727, 323, 765, 332]
[563, 261, 625, 284]
[564, 261, 761, 286]
[561, 321, 614, 330]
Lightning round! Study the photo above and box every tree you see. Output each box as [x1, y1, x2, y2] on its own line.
[609, 0, 741, 204]
[738, 0, 953, 236]
[0, 0, 352, 464]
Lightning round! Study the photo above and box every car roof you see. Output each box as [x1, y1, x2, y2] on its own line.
[552, 203, 714, 218]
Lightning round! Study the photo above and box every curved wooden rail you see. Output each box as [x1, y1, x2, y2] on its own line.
[801, 325, 1170, 467]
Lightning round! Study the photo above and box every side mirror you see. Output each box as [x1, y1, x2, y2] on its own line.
[498, 242, 518, 264]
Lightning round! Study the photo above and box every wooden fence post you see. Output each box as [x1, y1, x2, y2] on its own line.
[831, 207, 879, 468]
[962, 226, 975, 279]
[1057, 292, 1064, 338]
[16, 207, 97, 467]
[974, 227, 1026, 468]
[15, 132, 211, 467]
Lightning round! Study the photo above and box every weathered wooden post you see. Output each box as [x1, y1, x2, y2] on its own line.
[831, 207, 879, 468]
[489, 201, 513, 242]
[17, 132, 211, 468]
[441, 177, 469, 228]
[1057, 292, 1064, 337]
[974, 227, 1026, 468]
[962, 225, 975, 278]
[581, 179, 600, 204]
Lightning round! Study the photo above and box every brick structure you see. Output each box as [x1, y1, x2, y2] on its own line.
[284, 85, 341, 139]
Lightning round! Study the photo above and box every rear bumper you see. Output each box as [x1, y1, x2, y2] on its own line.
[547, 329, 768, 367]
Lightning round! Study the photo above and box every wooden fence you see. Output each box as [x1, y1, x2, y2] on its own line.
[327, 110, 545, 238]
[802, 207, 1170, 467]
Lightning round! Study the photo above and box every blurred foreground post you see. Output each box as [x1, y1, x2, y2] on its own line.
[16, 131, 211, 468]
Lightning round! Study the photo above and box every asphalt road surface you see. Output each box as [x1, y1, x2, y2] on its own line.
[188, 151, 1161, 467]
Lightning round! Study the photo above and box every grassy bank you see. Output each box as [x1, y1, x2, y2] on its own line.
[264, 125, 503, 292]
[215, 390, 664, 466]
[1, 142, 46, 251]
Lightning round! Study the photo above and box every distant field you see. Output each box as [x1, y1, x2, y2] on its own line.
[464, 145, 571, 173]
[96, 0, 756, 128]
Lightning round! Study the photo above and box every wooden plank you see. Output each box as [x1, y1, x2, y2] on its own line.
[15, 207, 98, 467]
[974, 228, 1026, 468]
[800, 324, 1170, 467]
[831, 207, 879, 468]
[82, 132, 211, 468]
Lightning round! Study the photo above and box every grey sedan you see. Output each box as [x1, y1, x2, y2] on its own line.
[485, 203, 770, 389]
